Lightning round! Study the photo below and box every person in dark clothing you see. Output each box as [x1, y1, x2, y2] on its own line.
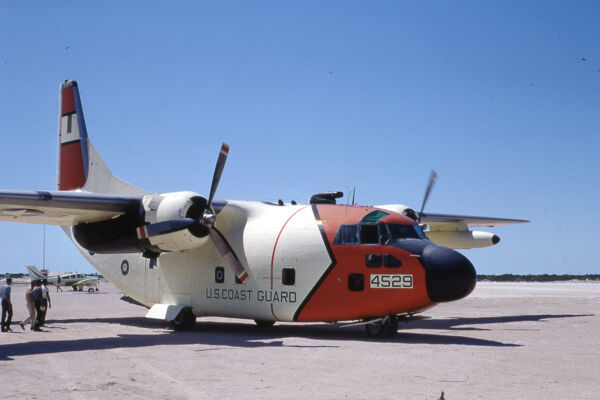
[40, 279, 51, 326]
[1, 277, 13, 332]
[32, 280, 44, 331]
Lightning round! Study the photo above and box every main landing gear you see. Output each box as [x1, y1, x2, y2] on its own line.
[365, 315, 399, 338]
[170, 308, 196, 331]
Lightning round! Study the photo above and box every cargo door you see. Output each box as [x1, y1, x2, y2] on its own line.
[145, 257, 161, 304]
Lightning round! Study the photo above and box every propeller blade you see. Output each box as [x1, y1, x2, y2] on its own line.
[207, 143, 230, 209]
[209, 228, 248, 283]
[136, 218, 195, 239]
[417, 170, 438, 223]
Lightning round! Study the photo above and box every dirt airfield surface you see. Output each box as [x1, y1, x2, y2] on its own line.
[0, 280, 598, 399]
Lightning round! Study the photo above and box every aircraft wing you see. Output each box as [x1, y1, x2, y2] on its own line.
[0, 190, 141, 226]
[420, 212, 529, 231]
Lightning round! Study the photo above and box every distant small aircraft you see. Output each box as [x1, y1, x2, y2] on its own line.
[0, 81, 527, 337]
[26, 265, 99, 292]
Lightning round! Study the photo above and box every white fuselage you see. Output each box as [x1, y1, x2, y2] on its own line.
[67, 200, 331, 322]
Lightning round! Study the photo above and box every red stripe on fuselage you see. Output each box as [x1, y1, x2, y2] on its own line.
[295, 205, 432, 322]
[59, 141, 86, 190]
[61, 87, 75, 115]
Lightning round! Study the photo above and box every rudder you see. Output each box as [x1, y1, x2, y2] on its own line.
[26, 265, 45, 281]
[58, 80, 89, 190]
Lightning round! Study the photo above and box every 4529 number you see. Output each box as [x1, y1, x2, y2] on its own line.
[369, 274, 413, 289]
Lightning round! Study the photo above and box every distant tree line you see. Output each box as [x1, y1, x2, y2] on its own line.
[2, 272, 104, 279]
[2, 273, 28, 279]
[478, 274, 600, 282]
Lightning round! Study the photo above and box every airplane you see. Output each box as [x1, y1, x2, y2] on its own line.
[26, 265, 100, 292]
[0, 80, 528, 337]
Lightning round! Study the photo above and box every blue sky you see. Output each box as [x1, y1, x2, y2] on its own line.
[0, 1, 598, 275]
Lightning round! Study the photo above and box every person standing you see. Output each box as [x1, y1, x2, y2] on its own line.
[20, 281, 36, 330]
[32, 280, 43, 331]
[1, 278, 13, 332]
[40, 279, 51, 326]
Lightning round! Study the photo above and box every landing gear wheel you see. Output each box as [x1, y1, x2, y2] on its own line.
[170, 308, 196, 331]
[365, 316, 398, 338]
[254, 319, 275, 327]
[87, 287, 94, 293]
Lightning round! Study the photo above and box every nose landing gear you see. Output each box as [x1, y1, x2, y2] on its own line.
[365, 315, 399, 338]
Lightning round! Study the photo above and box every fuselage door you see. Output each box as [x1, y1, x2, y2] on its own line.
[145, 257, 160, 304]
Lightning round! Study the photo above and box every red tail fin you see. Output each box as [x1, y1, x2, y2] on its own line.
[58, 80, 88, 190]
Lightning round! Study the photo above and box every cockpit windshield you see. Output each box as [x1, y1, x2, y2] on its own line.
[334, 222, 427, 245]
[385, 223, 427, 240]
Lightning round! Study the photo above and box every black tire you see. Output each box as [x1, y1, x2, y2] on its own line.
[254, 319, 275, 327]
[365, 321, 384, 338]
[365, 316, 398, 338]
[170, 308, 196, 331]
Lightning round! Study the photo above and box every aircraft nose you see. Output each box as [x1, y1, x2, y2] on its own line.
[421, 245, 476, 303]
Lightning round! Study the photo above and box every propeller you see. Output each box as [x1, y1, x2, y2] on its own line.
[417, 170, 437, 224]
[136, 218, 195, 239]
[136, 143, 249, 282]
[204, 143, 229, 224]
[209, 229, 248, 282]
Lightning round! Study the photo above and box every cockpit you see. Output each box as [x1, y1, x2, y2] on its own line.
[333, 210, 427, 245]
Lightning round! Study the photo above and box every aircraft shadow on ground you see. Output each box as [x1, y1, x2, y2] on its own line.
[2, 313, 590, 360]
[404, 313, 593, 331]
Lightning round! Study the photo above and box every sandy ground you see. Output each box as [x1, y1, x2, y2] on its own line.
[0, 281, 598, 400]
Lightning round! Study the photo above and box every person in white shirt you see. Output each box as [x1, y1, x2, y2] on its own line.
[40, 279, 51, 326]
[20, 281, 36, 330]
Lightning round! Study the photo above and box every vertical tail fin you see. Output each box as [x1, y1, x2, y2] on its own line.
[26, 265, 45, 281]
[57, 80, 148, 196]
[58, 80, 89, 190]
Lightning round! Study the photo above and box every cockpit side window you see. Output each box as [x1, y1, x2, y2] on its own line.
[360, 224, 379, 244]
[334, 224, 360, 245]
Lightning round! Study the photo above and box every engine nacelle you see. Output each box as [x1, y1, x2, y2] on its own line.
[143, 191, 210, 252]
[73, 191, 210, 255]
[426, 230, 500, 249]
